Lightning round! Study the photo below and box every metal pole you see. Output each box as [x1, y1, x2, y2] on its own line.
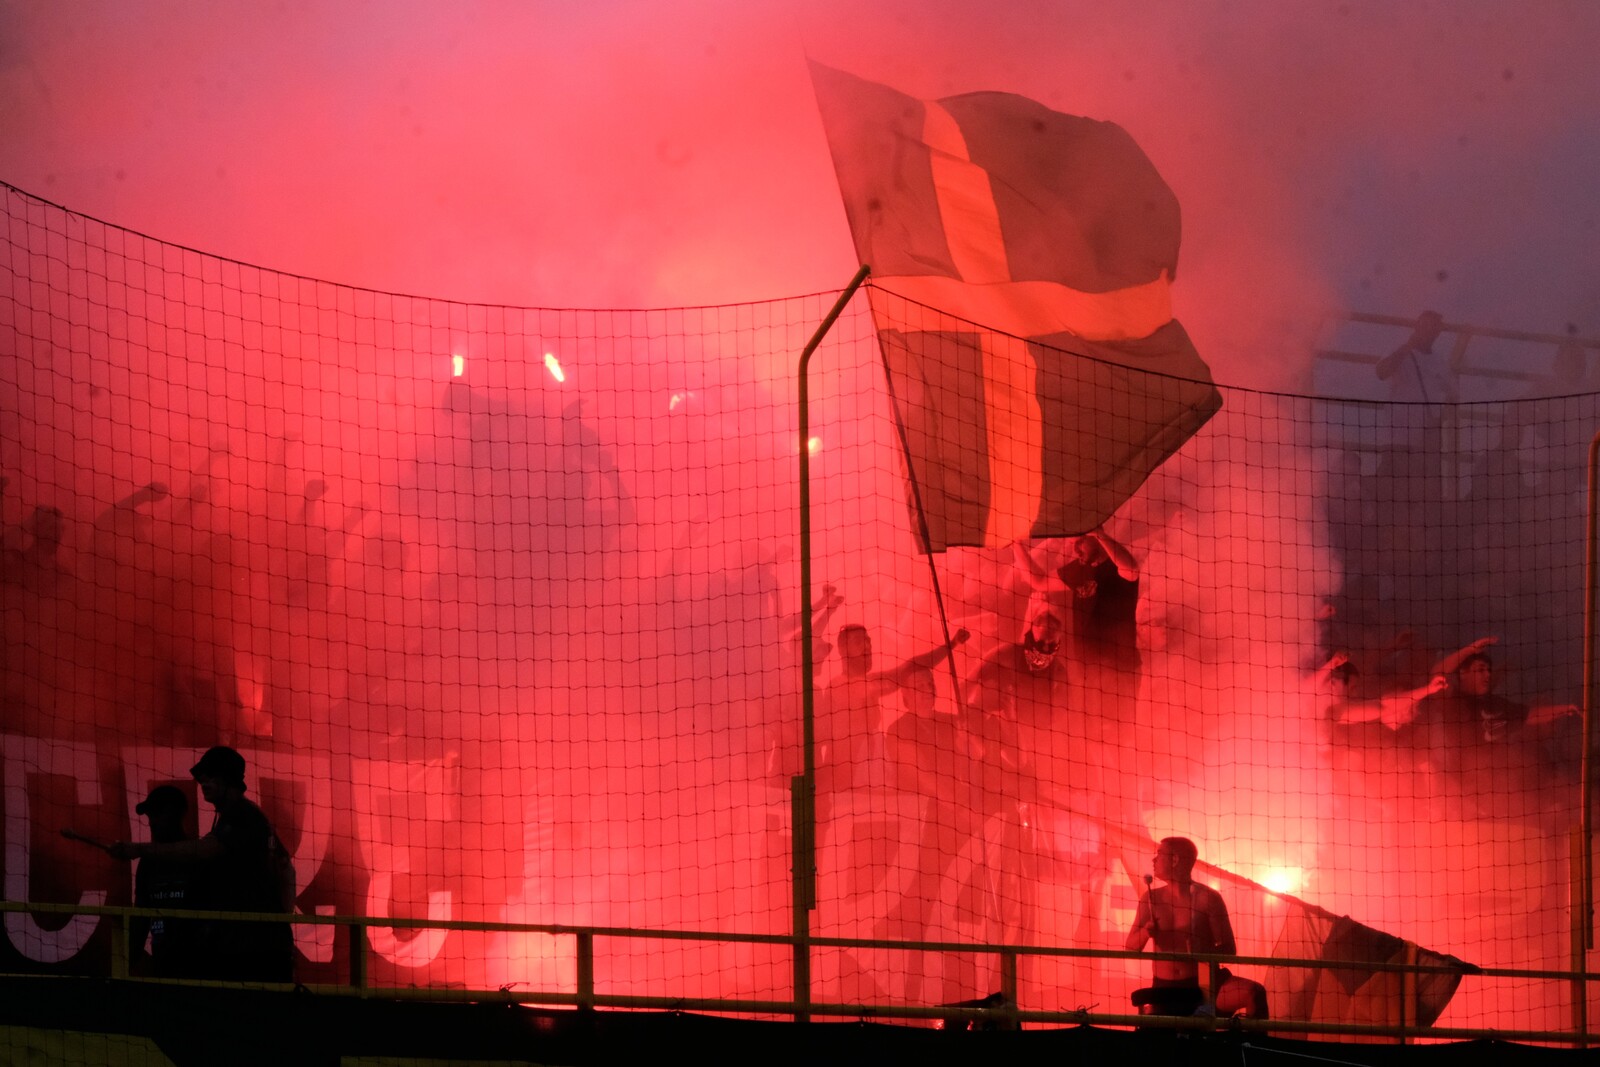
[351, 921, 367, 989]
[1575, 427, 1600, 1041]
[576, 932, 595, 1011]
[1576, 828, 1590, 1044]
[1000, 949, 1020, 1030]
[109, 911, 127, 980]
[793, 264, 871, 1023]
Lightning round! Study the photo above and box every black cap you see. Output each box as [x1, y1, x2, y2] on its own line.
[190, 745, 247, 786]
[136, 784, 187, 816]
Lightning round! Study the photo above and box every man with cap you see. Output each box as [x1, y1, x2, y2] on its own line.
[129, 784, 199, 976]
[112, 746, 293, 981]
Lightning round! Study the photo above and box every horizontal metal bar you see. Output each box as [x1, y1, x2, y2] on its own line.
[37, 977, 1597, 1046]
[0, 900, 1590, 985]
[1315, 348, 1563, 383]
[1340, 311, 1600, 349]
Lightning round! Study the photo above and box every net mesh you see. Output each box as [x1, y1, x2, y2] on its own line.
[1, 181, 1595, 1035]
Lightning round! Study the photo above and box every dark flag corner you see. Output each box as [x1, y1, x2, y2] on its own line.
[809, 61, 1222, 551]
[1109, 825, 1472, 1035]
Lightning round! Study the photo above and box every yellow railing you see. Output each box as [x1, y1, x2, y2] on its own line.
[2, 900, 1595, 1045]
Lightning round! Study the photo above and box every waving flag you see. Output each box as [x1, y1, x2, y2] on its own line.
[1109, 827, 1470, 1034]
[810, 62, 1221, 550]
[1267, 906, 1472, 1035]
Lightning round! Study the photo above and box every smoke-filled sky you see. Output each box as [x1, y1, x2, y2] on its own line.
[3, 3, 1596, 1022]
[1, 0, 1598, 388]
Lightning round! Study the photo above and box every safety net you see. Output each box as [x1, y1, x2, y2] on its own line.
[1, 181, 1595, 1037]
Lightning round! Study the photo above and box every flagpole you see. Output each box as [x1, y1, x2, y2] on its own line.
[794, 263, 870, 1023]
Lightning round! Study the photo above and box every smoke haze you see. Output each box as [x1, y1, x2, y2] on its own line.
[2, 1, 1597, 387]
[1, 0, 1597, 1032]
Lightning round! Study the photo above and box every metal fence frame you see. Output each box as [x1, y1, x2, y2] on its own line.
[2, 900, 1595, 1045]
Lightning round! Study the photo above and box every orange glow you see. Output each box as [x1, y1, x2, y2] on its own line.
[543, 352, 565, 383]
[1262, 867, 1302, 895]
[451, 354, 465, 377]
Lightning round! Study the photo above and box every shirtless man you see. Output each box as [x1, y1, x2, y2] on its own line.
[1317, 651, 1448, 737]
[1126, 831, 1235, 1017]
[816, 622, 968, 792]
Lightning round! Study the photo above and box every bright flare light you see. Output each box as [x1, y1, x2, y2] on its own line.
[807, 436, 822, 454]
[451, 354, 465, 377]
[1263, 867, 1302, 895]
[543, 352, 565, 383]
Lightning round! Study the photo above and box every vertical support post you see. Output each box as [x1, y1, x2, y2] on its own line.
[1576, 428, 1600, 1044]
[1576, 827, 1591, 1045]
[791, 774, 813, 1024]
[576, 931, 595, 1011]
[794, 264, 871, 1025]
[350, 921, 367, 989]
[999, 949, 1020, 1031]
[1398, 943, 1412, 1045]
[109, 908, 128, 979]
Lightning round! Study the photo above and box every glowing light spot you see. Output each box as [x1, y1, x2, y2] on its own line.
[543, 352, 565, 383]
[451, 354, 465, 377]
[807, 436, 822, 454]
[669, 392, 685, 411]
[1263, 867, 1302, 895]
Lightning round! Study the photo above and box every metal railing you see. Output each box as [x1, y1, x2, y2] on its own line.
[1314, 311, 1600, 394]
[2, 900, 1596, 1045]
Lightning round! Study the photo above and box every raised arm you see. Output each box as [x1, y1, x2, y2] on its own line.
[110, 835, 222, 863]
[1314, 651, 1352, 692]
[893, 628, 971, 680]
[1088, 528, 1139, 582]
[119, 481, 171, 511]
[1378, 674, 1450, 729]
[811, 584, 844, 634]
[1376, 313, 1444, 381]
[1527, 702, 1580, 727]
[1375, 343, 1414, 382]
[788, 583, 845, 668]
[1431, 636, 1498, 679]
[1012, 539, 1060, 590]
